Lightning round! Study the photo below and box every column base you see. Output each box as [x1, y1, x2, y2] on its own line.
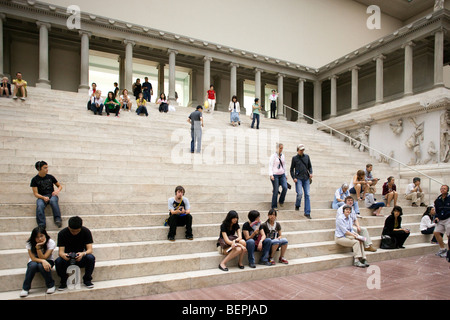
[36, 80, 51, 89]
[78, 85, 90, 94]
[168, 98, 179, 107]
[277, 115, 287, 121]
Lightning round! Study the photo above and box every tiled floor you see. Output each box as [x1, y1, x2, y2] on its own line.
[131, 253, 450, 300]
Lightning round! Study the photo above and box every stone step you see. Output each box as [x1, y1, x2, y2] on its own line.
[0, 241, 438, 300]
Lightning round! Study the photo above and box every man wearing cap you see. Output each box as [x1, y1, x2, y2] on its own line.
[290, 144, 313, 219]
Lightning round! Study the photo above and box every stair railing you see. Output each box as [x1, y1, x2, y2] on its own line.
[283, 104, 444, 204]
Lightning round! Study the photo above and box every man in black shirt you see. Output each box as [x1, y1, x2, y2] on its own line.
[290, 144, 313, 218]
[55, 216, 95, 290]
[30, 161, 62, 228]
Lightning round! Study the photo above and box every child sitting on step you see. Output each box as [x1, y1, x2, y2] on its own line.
[365, 186, 385, 216]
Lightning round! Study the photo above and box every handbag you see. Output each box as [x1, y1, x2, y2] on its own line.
[380, 235, 397, 249]
[217, 235, 238, 254]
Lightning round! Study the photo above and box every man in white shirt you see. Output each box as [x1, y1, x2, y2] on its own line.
[405, 177, 426, 207]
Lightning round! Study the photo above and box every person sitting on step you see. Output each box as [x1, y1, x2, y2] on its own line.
[337, 196, 377, 252]
[104, 91, 120, 117]
[217, 210, 247, 271]
[242, 210, 272, 268]
[90, 90, 103, 115]
[167, 186, 193, 241]
[335, 205, 370, 268]
[382, 176, 398, 207]
[261, 209, 289, 265]
[136, 92, 148, 117]
[365, 186, 385, 216]
[381, 206, 410, 249]
[349, 169, 369, 201]
[405, 177, 426, 207]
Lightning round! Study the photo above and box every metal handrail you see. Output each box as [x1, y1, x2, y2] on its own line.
[283, 104, 444, 201]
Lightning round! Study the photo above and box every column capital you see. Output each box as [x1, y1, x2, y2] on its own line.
[373, 54, 386, 62]
[401, 41, 415, 49]
[254, 67, 264, 73]
[168, 48, 178, 55]
[433, 26, 446, 35]
[203, 56, 213, 62]
[36, 21, 51, 30]
[277, 73, 285, 78]
[329, 74, 339, 80]
[349, 65, 360, 72]
[123, 39, 136, 47]
[230, 62, 239, 68]
[297, 78, 306, 83]
[78, 30, 92, 38]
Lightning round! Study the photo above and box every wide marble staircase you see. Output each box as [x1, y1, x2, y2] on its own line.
[0, 87, 439, 299]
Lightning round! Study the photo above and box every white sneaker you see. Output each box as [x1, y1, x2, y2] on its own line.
[12, 96, 17, 99]
[20, 290, 29, 297]
[46, 286, 56, 294]
[20, 97, 26, 101]
[436, 249, 448, 258]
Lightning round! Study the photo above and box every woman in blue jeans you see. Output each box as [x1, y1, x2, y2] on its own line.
[20, 226, 56, 297]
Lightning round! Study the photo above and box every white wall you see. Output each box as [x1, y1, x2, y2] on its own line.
[44, 0, 403, 68]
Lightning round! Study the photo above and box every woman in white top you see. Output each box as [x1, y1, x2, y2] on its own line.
[420, 206, 439, 243]
[228, 95, 241, 126]
[21, 226, 56, 297]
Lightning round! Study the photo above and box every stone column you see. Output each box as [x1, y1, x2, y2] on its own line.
[313, 80, 322, 121]
[0, 14, 5, 77]
[157, 63, 164, 96]
[168, 49, 178, 105]
[78, 31, 91, 93]
[230, 63, 239, 97]
[297, 78, 306, 123]
[374, 55, 386, 105]
[189, 68, 197, 108]
[123, 40, 135, 92]
[350, 66, 360, 111]
[36, 21, 51, 88]
[434, 28, 444, 87]
[277, 73, 285, 119]
[254, 68, 263, 101]
[203, 56, 212, 98]
[403, 41, 415, 96]
[330, 75, 338, 118]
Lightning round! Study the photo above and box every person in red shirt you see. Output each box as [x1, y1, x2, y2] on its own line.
[382, 176, 398, 207]
[206, 85, 216, 113]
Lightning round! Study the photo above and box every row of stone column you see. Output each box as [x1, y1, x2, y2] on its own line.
[325, 29, 445, 119]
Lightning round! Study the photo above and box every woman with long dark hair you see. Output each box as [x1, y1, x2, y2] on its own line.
[20, 226, 56, 297]
[420, 206, 439, 243]
[382, 206, 410, 249]
[217, 210, 246, 271]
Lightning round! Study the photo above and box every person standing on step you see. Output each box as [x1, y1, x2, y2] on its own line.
[228, 95, 241, 126]
[20, 226, 56, 297]
[142, 76, 153, 102]
[269, 89, 278, 119]
[188, 105, 204, 153]
[433, 185, 450, 258]
[269, 143, 288, 209]
[335, 205, 370, 268]
[167, 186, 193, 241]
[30, 161, 62, 228]
[337, 196, 377, 252]
[242, 210, 272, 268]
[251, 98, 261, 129]
[55, 216, 95, 290]
[206, 85, 216, 113]
[290, 144, 313, 219]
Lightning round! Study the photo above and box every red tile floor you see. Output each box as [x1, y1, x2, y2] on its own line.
[130, 253, 450, 300]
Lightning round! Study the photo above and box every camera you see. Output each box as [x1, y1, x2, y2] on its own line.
[67, 252, 77, 265]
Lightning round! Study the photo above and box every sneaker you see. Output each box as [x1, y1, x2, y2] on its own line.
[304, 214, 312, 219]
[364, 245, 377, 252]
[259, 260, 273, 266]
[354, 260, 366, 268]
[84, 281, 94, 289]
[412, 202, 418, 207]
[295, 206, 300, 211]
[46, 286, 56, 294]
[279, 202, 284, 207]
[278, 257, 289, 264]
[436, 249, 448, 258]
[186, 235, 194, 240]
[361, 259, 370, 267]
[55, 219, 62, 228]
[268, 258, 276, 265]
[168, 236, 175, 242]
[420, 203, 427, 207]
[12, 96, 17, 99]
[20, 97, 26, 101]
[58, 283, 67, 291]
[20, 290, 29, 297]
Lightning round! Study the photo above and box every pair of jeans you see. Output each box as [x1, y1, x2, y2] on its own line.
[90, 104, 103, 115]
[36, 194, 61, 228]
[295, 178, 311, 215]
[191, 127, 202, 153]
[143, 90, 151, 102]
[251, 113, 260, 129]
[22, 260, 55, 291]
[55, 254, 96, 285]
[136, 106, 148, 116]
[271, 174, 287, 209]
[246, 238, 271, 264]
[167, 213, 193, 238]
[270, 101, 276, 118]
